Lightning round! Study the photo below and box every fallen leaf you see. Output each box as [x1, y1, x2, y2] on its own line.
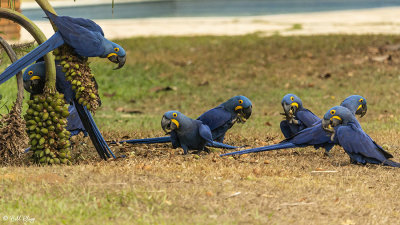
[370, 55, 391, 62]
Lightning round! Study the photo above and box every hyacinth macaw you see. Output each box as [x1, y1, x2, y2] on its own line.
[0, 10, 126, 85]
[220, 95, 368, 156]
[280, 94, 320, 138]
[197, 95, 252, 142]
[113, 96, 252, 148]
[161, 111, 213, 154]
[321, 106, 400, 167]
[23, 61, 115, 160]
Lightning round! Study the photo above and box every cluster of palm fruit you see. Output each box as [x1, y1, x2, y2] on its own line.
[24, 92, 71, 165]
[53, 45, 100, 112]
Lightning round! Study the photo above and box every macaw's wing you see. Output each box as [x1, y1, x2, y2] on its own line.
[197, 106, 232, 131]
[336, 124, 394, 164]
[296, 109, 320, 127]
[44, 11, 104, 57]
[44, 10, 104, 36]
[0, 32, 64, 85]
[199, 124, 213, 144]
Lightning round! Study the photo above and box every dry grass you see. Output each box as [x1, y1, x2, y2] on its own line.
[2, 34, 400, 224]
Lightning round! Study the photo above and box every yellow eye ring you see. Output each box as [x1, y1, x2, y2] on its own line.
[28, 71, 33, 76]
[330, 110, 336, 115]
[290, 96, 294, 101]
[359, 98, 363, 103]
[114, 47, 120, 52]
[238, 100, 243, 104]
[172, 113, 177, 118]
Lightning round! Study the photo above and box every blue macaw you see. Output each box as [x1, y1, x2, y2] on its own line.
[23, 61, 115, 160]
[161, 111, 213, 154]
[220, 95, 368, 156]
[321, 106, 400, 167]
[0, 10, 126, 85]
[113, 96, 252, 148]
[280, 94, 320, 138]
[197, 95, 252, 142]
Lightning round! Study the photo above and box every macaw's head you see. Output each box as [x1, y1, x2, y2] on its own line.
[340, 95, 367, 118]
[23, 62, 46, 95]
[322, 106, 354, 133]
[161, 111, 186, 134]
[223, 95, 252, 123]
[281, 94, 303, 117]
[105, 41, 126, 70]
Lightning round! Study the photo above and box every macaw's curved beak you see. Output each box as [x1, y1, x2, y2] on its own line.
[24, 78, 44, 95]
[107, 53, 126, 70]
[282, 102, 298, 118]
[321, 118, 333, 133]
[356, 104, 367, 118]
[161, 116, 179, 134]
[235, 105, 252, 123]
[322, 116, 342, 133]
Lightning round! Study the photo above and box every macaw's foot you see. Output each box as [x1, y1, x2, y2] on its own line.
[204, 147, 211, 153]
[323, 151, 331, 157]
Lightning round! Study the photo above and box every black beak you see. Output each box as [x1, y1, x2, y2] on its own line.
[235, 106, 252, 123]
[24, 79, 44, 95]
[108, 54, 126, 70]
[357, 104, 367, 118]
[161, 115, 178, 134]
[322, 117, 342, 133]
[243, 106, 252, 119]
[321, 118, 334, 133]
[282, 102, 297, 118]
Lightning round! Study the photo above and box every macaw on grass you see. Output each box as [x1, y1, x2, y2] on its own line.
[161, 111, 213, 154]
[23, 61, 115, 160]
[220, 95, 368, 156]
[280, 94, 320, 138]
[113, 96, 252, 149]
[321, 106, 399, 167]
[0, 10, 126, 85]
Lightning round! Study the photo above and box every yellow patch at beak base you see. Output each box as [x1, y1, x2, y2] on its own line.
[357, 105, 362, 111]
[290, 102, 299, 108]
[30, 76, 40, 80]
[331, 116, 342, 121]
[235, 106, 243, 111]
[107, 53, 118, 58]
[171, 119, 179, 128]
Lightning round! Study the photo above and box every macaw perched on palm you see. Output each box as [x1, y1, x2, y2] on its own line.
[114, 96, 252, 149]
[161, 111, 213, 154]
[280, 94, 320, 138]
[0, 10, 126, 85]
[220, 95, 367, 156]
[321, 106, 400, 167]
[23, 61, 115, 160]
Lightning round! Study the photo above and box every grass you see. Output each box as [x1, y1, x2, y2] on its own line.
[2, 34, 400, 224]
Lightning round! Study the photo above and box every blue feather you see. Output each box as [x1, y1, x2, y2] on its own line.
[0, 32, 64, 85]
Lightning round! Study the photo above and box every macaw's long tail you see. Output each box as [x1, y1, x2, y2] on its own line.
[384, 160, 400, 168]
[209, 141, 239, 149]
[112, 136, 239, 149]
[0, 32, 64, 85]
[220, 142, 297, 156]
[112, 136, 171, 145]
[73, 99, 115, 160]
